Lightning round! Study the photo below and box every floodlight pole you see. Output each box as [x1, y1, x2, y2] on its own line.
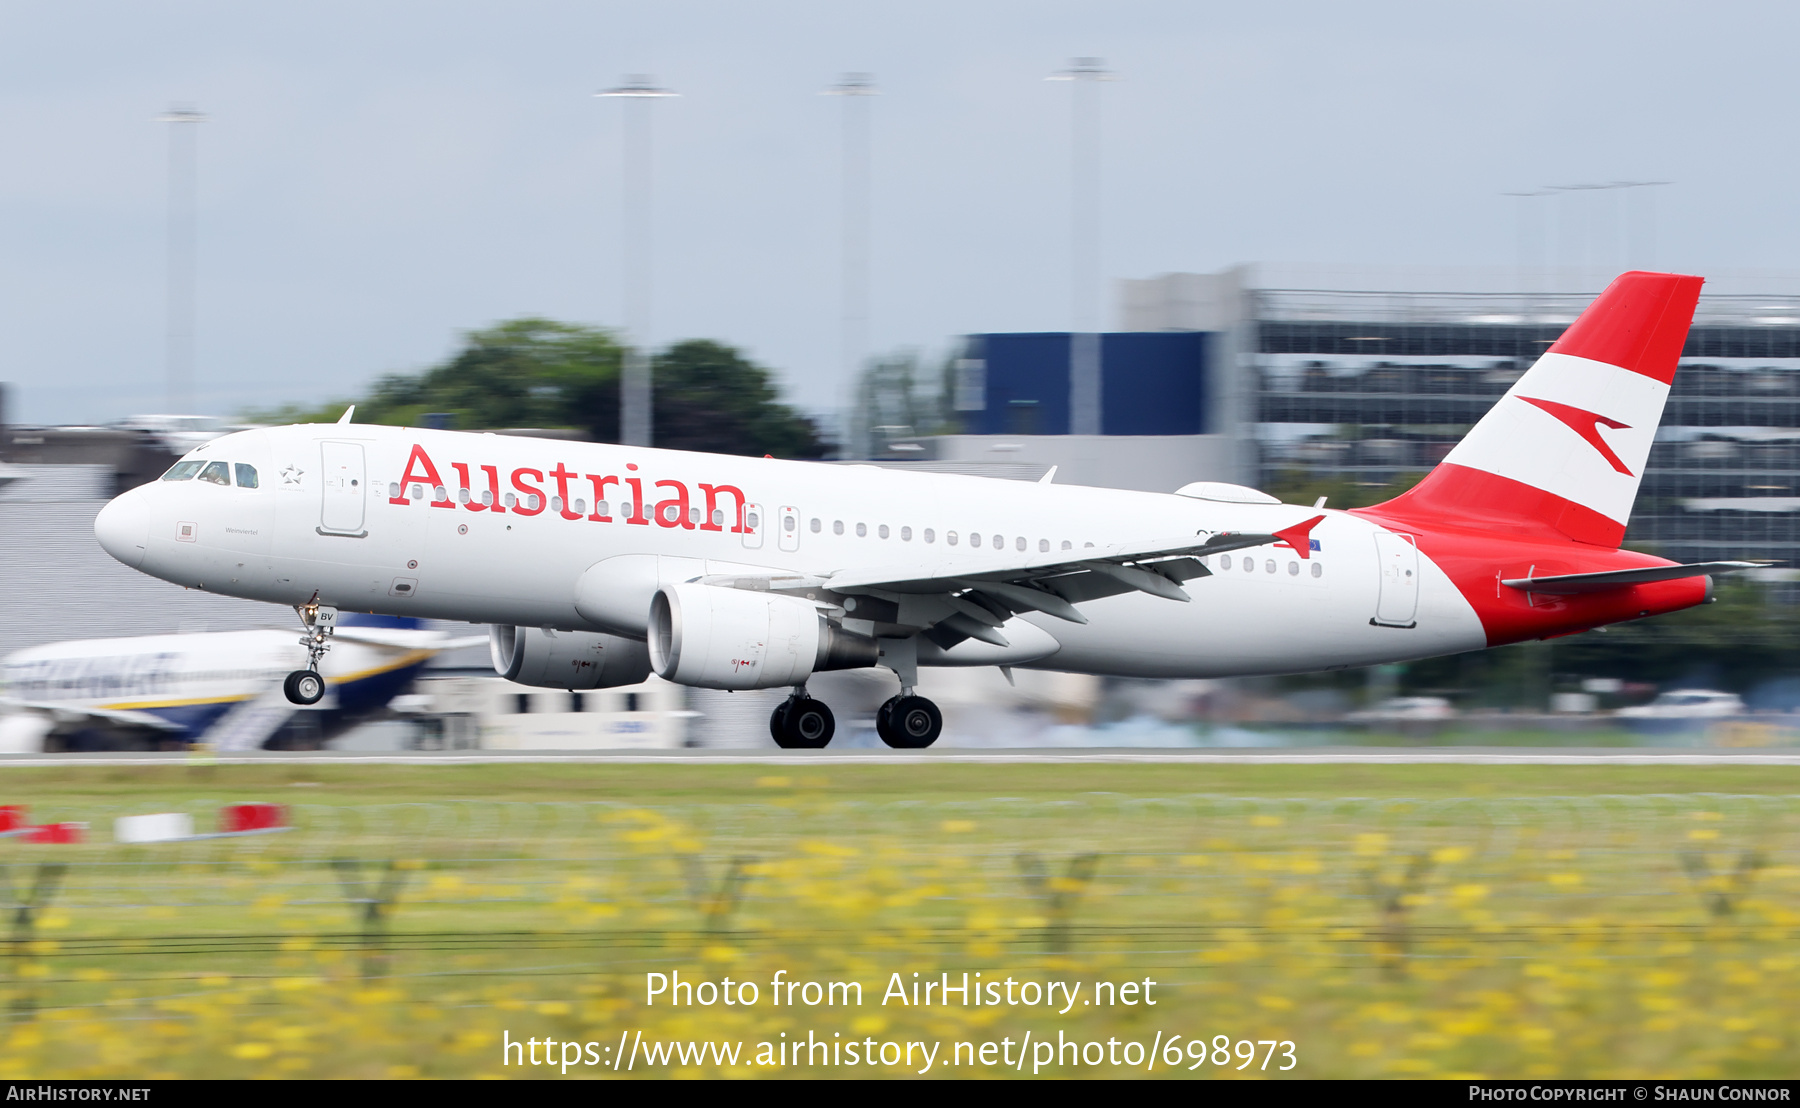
[1545, 180, 1671, 287]
[825, 73, 876, 459]
[599, 76, 677, 447]
[1049, 59, 1110, 437]
[1502, 190, 1551, 309]
[159, 106, 204, 413]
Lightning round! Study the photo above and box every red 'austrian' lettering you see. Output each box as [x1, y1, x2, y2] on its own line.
[698, 483, 748, 534]
[510, 468, 546, 516]
[654, 480, 691, 529]
[388, 445, 749, 534]
[392, 444, 454, 507]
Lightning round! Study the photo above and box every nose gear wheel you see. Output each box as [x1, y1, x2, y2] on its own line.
[283, 670, 325, 705]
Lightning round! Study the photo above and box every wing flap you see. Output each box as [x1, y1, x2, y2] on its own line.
[819, 529, 1280, 595]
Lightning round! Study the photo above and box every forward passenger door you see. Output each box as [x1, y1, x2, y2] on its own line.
[318, 441, 367, 537]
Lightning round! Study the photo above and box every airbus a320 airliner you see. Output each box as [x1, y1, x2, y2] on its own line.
[93, 272, 1757, 748]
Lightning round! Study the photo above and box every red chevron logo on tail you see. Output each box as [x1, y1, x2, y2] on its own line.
[1518, 396, 1635, 476]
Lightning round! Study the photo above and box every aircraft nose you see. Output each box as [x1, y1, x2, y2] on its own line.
[94, 489, 151, 568]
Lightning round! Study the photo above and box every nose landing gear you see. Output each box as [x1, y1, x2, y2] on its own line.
[283, 597, 337, 706]
[770, 689, 835, 749]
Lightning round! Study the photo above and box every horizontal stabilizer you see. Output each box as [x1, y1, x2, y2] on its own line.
[1501, 561, 1768, 596]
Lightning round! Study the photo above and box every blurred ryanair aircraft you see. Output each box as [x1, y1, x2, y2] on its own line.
[0, 615, 482, 752]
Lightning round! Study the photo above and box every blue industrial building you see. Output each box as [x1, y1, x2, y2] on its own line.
[958, 332, 1212, 437]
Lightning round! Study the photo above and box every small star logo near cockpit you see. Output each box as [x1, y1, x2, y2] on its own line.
[280, 464, 304, 486]
[1518, 396, 1634, 476]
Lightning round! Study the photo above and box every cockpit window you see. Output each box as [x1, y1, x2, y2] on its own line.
[161, 461, 204, 482]
[197, 460, 231, 486]
[234, 463, 259, 489]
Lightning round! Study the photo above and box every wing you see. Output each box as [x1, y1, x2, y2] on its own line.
[695, 515, 1327, 650]
[0, 698, 185, 732]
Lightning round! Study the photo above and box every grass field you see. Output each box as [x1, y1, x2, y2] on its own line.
[3, 762, 1798, 1079]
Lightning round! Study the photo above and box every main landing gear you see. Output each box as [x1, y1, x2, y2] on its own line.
[770, 690, 835, 749]
[875, 694, 942, 749]
[766, 687, 945, 749]
[766, 640, 943, 750]
[283, 597, 337, 706]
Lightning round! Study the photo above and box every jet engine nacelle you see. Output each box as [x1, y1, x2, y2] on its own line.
[489, 625, 652, 690]
[647, 582, 878, 690]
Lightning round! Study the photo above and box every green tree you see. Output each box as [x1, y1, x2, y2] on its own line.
[247, 320, 827, 459]
[651, 340, 827, 458]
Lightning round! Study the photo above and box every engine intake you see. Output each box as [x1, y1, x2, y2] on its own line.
[648, 582, 878, 690]
[489, 625, 652, 690]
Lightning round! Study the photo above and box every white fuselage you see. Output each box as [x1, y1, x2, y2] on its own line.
[98, 424, 1491, 680]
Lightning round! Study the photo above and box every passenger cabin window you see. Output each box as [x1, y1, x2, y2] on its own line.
[970, 533, 981, 548]
[923, 528, 935, 543]
[234, 464, 258, 488]
[162, 460, 204, 481]
[833, 520, 844, 535]
[855, 523, 866, 537]
[197, 460, 231, 486]
[811, 518, 822, 533]
[901, 526, 912, 541]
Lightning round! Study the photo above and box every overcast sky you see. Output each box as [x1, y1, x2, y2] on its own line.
[3, 1, 1797, 425]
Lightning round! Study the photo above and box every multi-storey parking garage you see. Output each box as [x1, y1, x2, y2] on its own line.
[1252, 289, 1800, 566]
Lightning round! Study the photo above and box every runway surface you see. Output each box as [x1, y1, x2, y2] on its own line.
[6, 747, 1800, 766]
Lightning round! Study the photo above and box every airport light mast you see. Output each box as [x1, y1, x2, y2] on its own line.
[159, 105, 204, 414]
[598, 76, 678, 448]
[1049, 58, 1111, 438]
[1545, 180, 1671, 290]
[825, 73, 876, 459]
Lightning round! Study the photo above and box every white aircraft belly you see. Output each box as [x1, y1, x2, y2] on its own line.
[1021, 541, 1487, 679]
